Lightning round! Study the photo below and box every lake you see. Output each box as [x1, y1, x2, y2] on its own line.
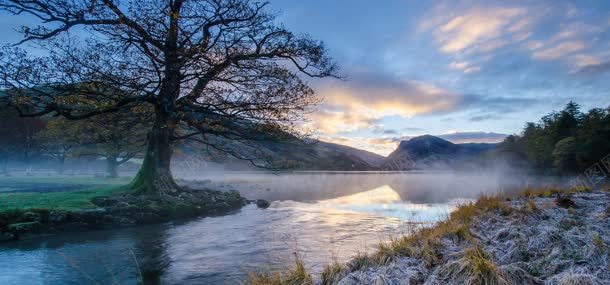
[0, 172, 560, 284]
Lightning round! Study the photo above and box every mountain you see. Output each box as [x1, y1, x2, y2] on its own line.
[255, 139, 380, 170]
[316, 141, 386, 167]
[382, 135, 497, 170]
[178, 137, 383, 171]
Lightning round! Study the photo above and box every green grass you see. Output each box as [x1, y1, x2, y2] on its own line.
[0, 186, 128, 211]
[0, 176, 131, 190]
[0, 176, 132, 211]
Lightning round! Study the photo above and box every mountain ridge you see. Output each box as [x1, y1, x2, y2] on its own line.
[382, 135, 497, 170]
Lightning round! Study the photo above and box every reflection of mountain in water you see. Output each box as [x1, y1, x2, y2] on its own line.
[318, 185, 402, 205]
[313, 185, 459, 222]
[210, 172, 567, 205]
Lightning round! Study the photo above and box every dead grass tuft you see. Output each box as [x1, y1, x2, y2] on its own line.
[463, 246, 507, 285]
[592, 234, 605, 252]
[321, 258, 346, 285]
[247, 271, 283, 285]
[346, 252, 373, 272]
[247, 253, 313, 285]
[519, 199, 540, 215]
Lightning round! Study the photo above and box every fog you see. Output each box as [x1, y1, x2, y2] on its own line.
[180, 170, 573, 204]
[2, 155, 575, 204]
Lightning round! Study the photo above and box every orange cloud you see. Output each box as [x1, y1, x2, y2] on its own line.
[303, 73, 462, 136]
[318, 135, 400, 156]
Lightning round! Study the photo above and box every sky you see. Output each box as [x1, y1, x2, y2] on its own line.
[1, 0, 610, 156]
[267, 0, 610, 155]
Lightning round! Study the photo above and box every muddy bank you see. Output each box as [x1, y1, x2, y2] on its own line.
[334, 191, 610, 284]
[0, 188, 247, 242]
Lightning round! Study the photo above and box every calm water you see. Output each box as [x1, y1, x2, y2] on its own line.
[0, 172, 557, 284]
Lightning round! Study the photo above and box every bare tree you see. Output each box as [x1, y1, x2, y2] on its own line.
[0, 107, 46, 174]
[35, 118, 84, 174]
[77, 109, 150, 178]
[0, 0, 338, 193]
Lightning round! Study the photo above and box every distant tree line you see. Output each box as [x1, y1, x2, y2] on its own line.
[0, 107, 149, 177]
[499, 102, 610, 174]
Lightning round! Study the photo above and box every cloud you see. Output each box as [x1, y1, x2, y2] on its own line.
[572, 54, 603, 68]
[422, 5, 531, 54]
[461, 94, 541, 113]
[324, 72, 462, 116]
[450, 61, 480, 73]
[305, 70, 541, 139]
[376, 129, 398, 135]
[421, 3, 609, 72]
[577, 61, 610, 75]
[332, 131, 509, 155]
[531, 41, 586, 60]
[318, 135, 401, 156]
[304, 108, 383, 135]
[304, 70, 465, 135]
[468, 114, 503, 122]
[438, 131, 508, 143]
[526, 22, 607, 67]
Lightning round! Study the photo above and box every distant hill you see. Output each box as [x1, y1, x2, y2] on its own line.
[255, 138, 380, 170]
[382, 135, 497, 170]
[178, 137, 383, 171]
[179, 134, 497, 171]
[316, 141, 386, 167]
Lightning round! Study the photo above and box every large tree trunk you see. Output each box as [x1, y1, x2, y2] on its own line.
[128, 113, 179, 194]
[130, 31, 182, 194]
[106, 157, 119, 178]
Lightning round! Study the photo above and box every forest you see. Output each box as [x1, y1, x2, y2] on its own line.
[499, 102, 610, 174]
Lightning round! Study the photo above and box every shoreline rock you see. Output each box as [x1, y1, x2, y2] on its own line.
[0, 188, 247, 242]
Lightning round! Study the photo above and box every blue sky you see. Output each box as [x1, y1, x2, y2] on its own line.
[268, 0, 610, 154]
[2, 0, 610, 155]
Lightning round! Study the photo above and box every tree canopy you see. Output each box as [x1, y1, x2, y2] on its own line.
[0, 0, 338, 193]
[499, 102, 610, 174]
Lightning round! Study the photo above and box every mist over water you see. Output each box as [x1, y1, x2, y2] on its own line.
[0, 171, 571, 284]
[183, 170, 570, 203]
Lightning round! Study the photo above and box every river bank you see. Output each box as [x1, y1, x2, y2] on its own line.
[250, 188, 610, 284]
[0, 187, 246, 242]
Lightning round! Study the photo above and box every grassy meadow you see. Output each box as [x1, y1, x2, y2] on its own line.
[0, 176, 131, 211]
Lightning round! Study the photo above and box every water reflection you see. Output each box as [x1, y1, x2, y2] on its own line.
[316, 185, 460, 222]
[198, 171, 565, 204]
[0, 172, 568, 284]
